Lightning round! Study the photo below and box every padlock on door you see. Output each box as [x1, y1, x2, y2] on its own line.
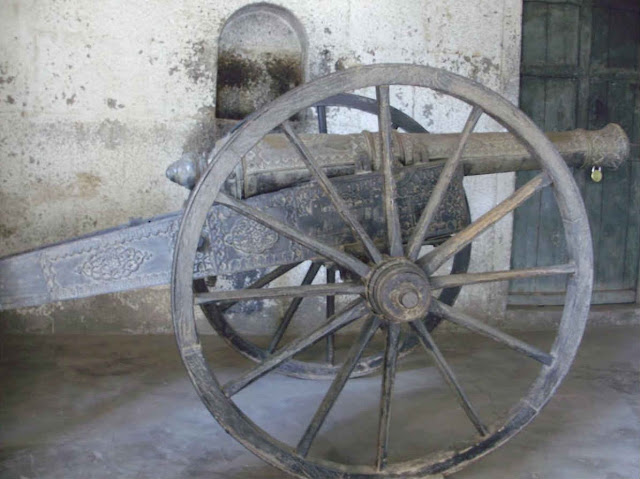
[591, 165, 603, 182]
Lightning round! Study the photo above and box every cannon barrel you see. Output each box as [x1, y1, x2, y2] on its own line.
[237, 123, 629, 198]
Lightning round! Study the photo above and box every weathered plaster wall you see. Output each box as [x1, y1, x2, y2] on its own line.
[0, 0, 522, 333]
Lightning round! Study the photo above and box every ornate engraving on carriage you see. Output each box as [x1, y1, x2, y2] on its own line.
[201, 207, 228, 275]
[397, 164, 468, 238]
[224, 218, 279, 254]
[77, 246, 152, 281]
[38, 216, 179, 301]
[39, 251, 60, 297]
[204, 191, 313, 277]
[190, 161, 466, 284]
[194, 250, 215, 275]
[194, 219, 216, 275]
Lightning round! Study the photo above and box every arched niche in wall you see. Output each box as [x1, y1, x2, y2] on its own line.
[215, 3, 307, 120]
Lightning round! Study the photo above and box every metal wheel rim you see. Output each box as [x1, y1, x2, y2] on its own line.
[172, 64, 593, 477]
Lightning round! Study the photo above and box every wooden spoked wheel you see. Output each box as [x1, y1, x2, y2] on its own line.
[195, 93, 472, 380]
[172, 65, 592, 477]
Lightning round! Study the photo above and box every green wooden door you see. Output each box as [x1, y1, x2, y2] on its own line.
[511, 0, 640, 305]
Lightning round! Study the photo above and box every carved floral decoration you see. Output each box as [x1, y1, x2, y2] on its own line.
[224, 218, 278, 254]
[78, 246, 152, 281]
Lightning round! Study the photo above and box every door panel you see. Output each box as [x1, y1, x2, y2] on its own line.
[510, 0, 640, 305]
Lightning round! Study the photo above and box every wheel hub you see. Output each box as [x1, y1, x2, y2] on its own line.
[366, 258, 432, 323]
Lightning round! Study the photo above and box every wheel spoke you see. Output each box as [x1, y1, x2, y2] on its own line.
[317, 102, 334, 364]
[316, 104, 328, 133]
[325, 265, 336, 364]
[297, 314, 380, 457]
[267, 262, 322, 353]
[195, 281, 364, 305]
[222, 299, 368, 397]
[430, 300, 554, 365]
[217, 263, 301, 312]
[282, 122, 383, 264]
[410, 320, 487, 436]
[376, 322, 401, 470]
[430, 263, 576, 290]
[419, 172, 551, 274]
[376, 85, 404, 257]
[407, 106, 483, 260]
[217, 192, 370, 277]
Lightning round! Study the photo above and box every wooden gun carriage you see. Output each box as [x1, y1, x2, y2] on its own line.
[0, 64, 631, 478]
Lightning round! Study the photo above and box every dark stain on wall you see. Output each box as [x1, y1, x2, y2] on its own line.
[0, 223, 17, 239]
[97, 119, 127, 150]
[106, 98, 124, 109]
[181, 106, 218, 158]
[265, 55, 302, 97]
[217, 51, 262, 89]
[180, 39, 215, 84]
[215, 51, 303, 120]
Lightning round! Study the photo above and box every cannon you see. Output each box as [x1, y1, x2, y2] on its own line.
[0, 64, 631, 478]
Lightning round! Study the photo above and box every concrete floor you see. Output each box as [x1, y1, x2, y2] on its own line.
[1, 325, 638, 479]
